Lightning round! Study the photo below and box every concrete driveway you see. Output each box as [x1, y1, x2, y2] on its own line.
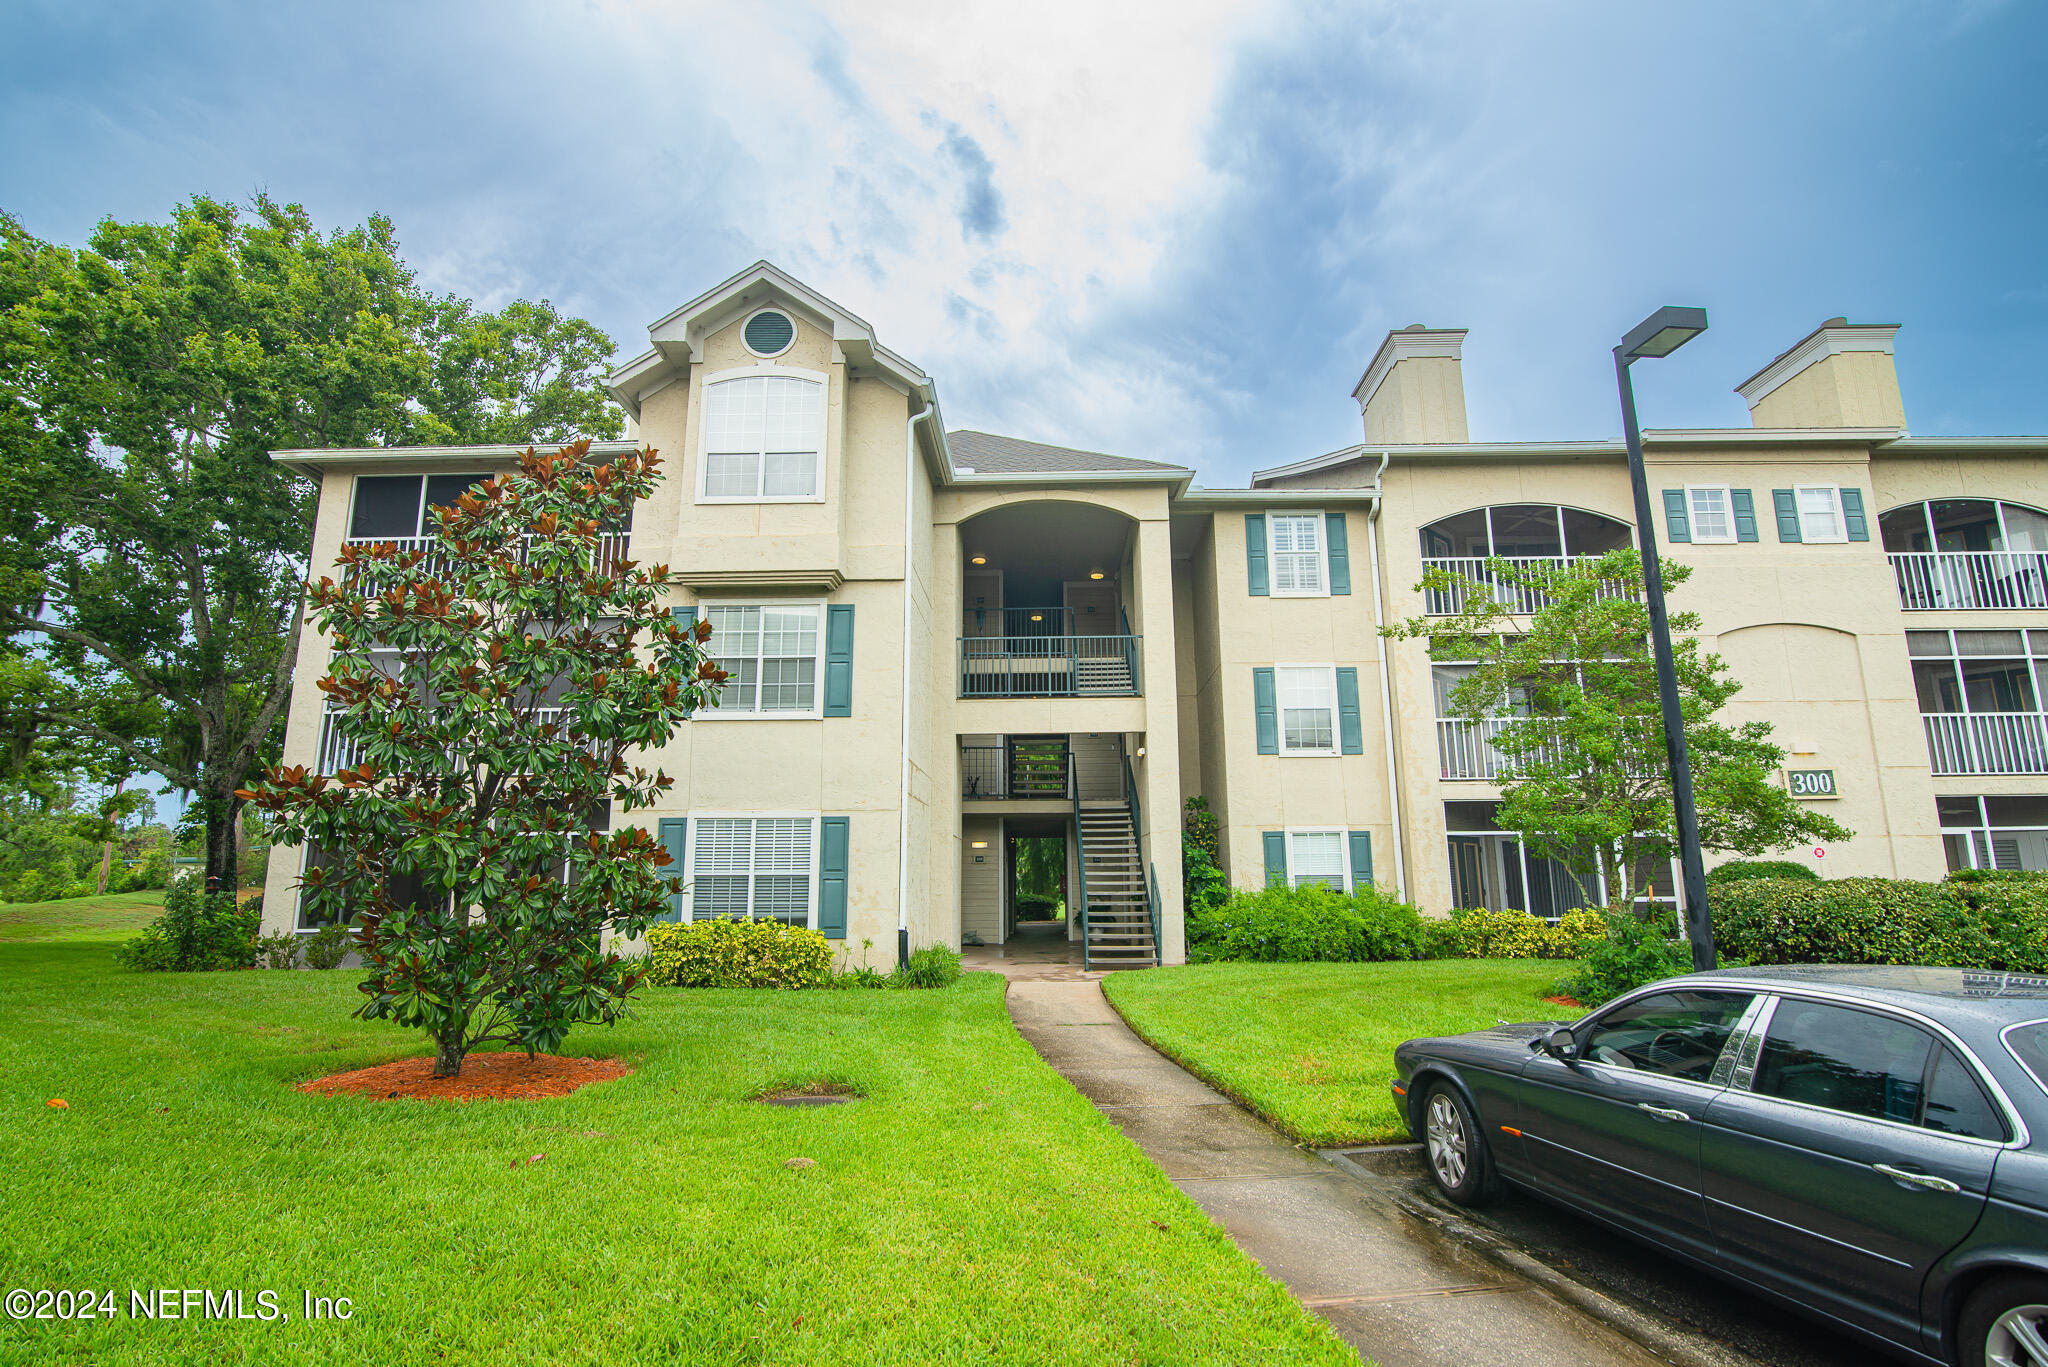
[1007, 978, 1857, 1367]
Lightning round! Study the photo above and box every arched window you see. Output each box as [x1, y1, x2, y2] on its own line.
[1419, 504, 1632, 560]
[699, 371, 825, 502]
[1882, 499, 2048, 610]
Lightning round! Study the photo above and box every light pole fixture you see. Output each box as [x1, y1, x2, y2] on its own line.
[1614, 305, 1717, 971]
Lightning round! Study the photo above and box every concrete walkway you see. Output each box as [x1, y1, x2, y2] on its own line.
[1006, 978, 1674, 1367]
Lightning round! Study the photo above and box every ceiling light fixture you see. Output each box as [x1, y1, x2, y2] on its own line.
[970, 555, 987, 566]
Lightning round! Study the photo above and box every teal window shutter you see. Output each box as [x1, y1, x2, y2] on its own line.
[1335, 667, 1363, 755]
[1325, 513, 1351, 595]
[657, 818, 688, 920]
[823, 603, 855, 716]
[1772, 489, 1802, 542]
[817, 816, 848, 939]
[1262, 831, 1287, 887]
[1253, 668, 1278, 754]
[671, 606, 700, 717]
[1348, 831, 1373, 888]
[1731, 489, 1759, 542]
[1840, 488, 1869, 541]
[1245, 514, 1269, 596]
[1661, 490, 1691, 543]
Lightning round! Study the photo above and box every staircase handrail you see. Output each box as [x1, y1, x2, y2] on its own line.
[1146, 861, 1160, 966]
[1072, 782, 1091, 972]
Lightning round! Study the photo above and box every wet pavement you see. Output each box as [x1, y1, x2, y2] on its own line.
[1324, 1146, 1871, 1367]
[1008, 978, 1681, 1367]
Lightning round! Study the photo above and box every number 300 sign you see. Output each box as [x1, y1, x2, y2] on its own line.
[1787, 769, 1838, 799]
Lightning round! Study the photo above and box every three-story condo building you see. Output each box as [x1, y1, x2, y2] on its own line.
[262, 263, 2048, 967]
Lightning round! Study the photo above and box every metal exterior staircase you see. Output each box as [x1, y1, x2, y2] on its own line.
[1070, 733, 1157, 969]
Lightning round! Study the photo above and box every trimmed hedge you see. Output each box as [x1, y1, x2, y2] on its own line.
[1188, 883, 1430, 964]
[1707, 859, 1819, 885]
[1434, 906, 1607, 960]
[642, 918, 834, 988]
[1711, 876, 2048, 973]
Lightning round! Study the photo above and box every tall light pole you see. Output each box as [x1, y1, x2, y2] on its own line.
[1614, 306, 1717, 971]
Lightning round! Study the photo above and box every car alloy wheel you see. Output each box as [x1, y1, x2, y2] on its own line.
[1426, 1092, 1469, 1190]
[1987, 1303, 2048, 1367]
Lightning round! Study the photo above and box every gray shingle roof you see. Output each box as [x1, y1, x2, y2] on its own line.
[945, 429, 1187, 475]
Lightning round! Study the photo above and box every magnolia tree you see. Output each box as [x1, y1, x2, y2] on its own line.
[1386, 549, 1850, 909]
[241, 441, 725, 1076]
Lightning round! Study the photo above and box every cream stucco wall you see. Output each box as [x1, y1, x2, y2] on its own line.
[1361, 357, 1469, 445]
[1748, 351, 1907, 431]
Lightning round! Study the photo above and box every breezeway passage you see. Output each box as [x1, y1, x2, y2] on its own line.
[1005, 976, 1677, 1367]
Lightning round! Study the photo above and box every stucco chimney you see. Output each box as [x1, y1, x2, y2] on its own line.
[1734, 319, 1905, 430]
[1353, 325, 1470, 444]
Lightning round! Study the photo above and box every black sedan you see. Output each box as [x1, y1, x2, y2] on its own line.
[1392, 965, 2048, 1367]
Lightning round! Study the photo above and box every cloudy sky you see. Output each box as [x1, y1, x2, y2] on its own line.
[6, 0, 2046, 487]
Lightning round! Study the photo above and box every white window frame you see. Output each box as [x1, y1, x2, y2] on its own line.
[1267, 511, 1330, 597]
[692, 600, 827, 720]
[740, 307, 798, 360]
[1684, 484, 1737, 545]
[1795, 484, 1848, 544]
[694, 365, 829, 505]
[1284, 827, 1352, 891]
[683, 813, 820, 927]
[1276, 663, 1340, 757]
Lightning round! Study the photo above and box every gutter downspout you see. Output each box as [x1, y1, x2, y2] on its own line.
[899, 398, 937, 969]
[1364, 451, 1408, 897]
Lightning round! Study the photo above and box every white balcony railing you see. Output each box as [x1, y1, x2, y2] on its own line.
[1421, 556, 1632, 616]
[1890, 551, 2048, 611]
[318, 706, 586, 773]
[340, 532, 630, 591]
[1923, 712, 2048, 776]
[1437, 716, 1662, 781]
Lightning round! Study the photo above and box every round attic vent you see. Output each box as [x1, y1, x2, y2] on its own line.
[743, 308, 795, 357]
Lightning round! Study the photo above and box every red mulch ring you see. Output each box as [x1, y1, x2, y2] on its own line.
[1543, 994, 1585, 1012]
[297, 1052, 630, 1103]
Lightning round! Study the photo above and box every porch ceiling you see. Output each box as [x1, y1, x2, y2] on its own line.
[960, 502, 1131, 585]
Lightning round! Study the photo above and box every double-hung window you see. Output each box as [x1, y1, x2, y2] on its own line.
[1685, 486, 1736, 544]
[1286, 830, 1350, 890]
[1269, 513, 1327, 596]
[1277, 665, 1338, 756]
[702, 604, 823, 716]
[699, 372, 825, 501]
[690, 816, 816, 925]
[1795, 485, 1848, 543]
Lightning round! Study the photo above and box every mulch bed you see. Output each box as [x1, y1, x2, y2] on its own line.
[297, 1051, 630, 1102]
[1543, 994, 1586, 1012]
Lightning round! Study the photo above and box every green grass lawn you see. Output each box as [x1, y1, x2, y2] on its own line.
[0, 928, 1353, 1365]
[1103, 960, 1570, 1148]
[0, 888, 165, 943]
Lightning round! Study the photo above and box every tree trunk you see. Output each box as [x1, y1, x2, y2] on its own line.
[97, 777, 125, 895]
[432, 1030, 467, 1079]
[202, 791, 244, 893]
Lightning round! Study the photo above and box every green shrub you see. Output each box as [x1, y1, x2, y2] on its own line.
[304, 923, 355, 970]
[1188, 883, 1429, 964]
[115, 878, 259, 972]
[641, 918, 834, 989]
[1707, 859, 1820, 884]
[255, 929, 302, 970]
[1554, 912, 1693, 1006]
[894, 943, 962, 989]
[1015, 893, 1061, 920]
[137, 844, 173, 889]
[1182, 797, 1227, 914]
[1711, 876, 2048, 972]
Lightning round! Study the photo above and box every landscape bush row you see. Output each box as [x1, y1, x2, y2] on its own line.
[1710, 871, 2048, 973]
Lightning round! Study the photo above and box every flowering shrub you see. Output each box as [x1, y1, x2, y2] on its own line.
[641, 918, 834, 989]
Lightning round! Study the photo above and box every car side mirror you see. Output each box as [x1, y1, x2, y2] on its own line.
[1542, 1028, 1579, 1062]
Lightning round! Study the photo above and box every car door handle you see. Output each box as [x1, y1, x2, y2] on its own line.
[1873, 1163, 1962, 1194]
[1636, 1103, 1691, 1122]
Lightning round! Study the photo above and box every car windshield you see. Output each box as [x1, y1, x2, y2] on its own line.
[2007, 1022, 2048, 1098]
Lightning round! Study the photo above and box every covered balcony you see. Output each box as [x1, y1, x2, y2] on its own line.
[1883, 499, 2048, 611]
[343, 471, 629, 588]
[958, 502, 1140, 698]
[1911, 628, 2048, 775]
[1418, 504, 1635, 616]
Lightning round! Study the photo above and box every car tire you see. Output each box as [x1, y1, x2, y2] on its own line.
[1420, 1081, 1500, 1206]
[1958, 1273, 2048, 1367]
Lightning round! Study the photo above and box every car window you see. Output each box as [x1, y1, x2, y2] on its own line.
[1580, 990, 1755, 1082]
[1922, 1046, 2008, 1142]
[1753, 1001, 1932, 1124]
[2008, 1023, 2048, 1100]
